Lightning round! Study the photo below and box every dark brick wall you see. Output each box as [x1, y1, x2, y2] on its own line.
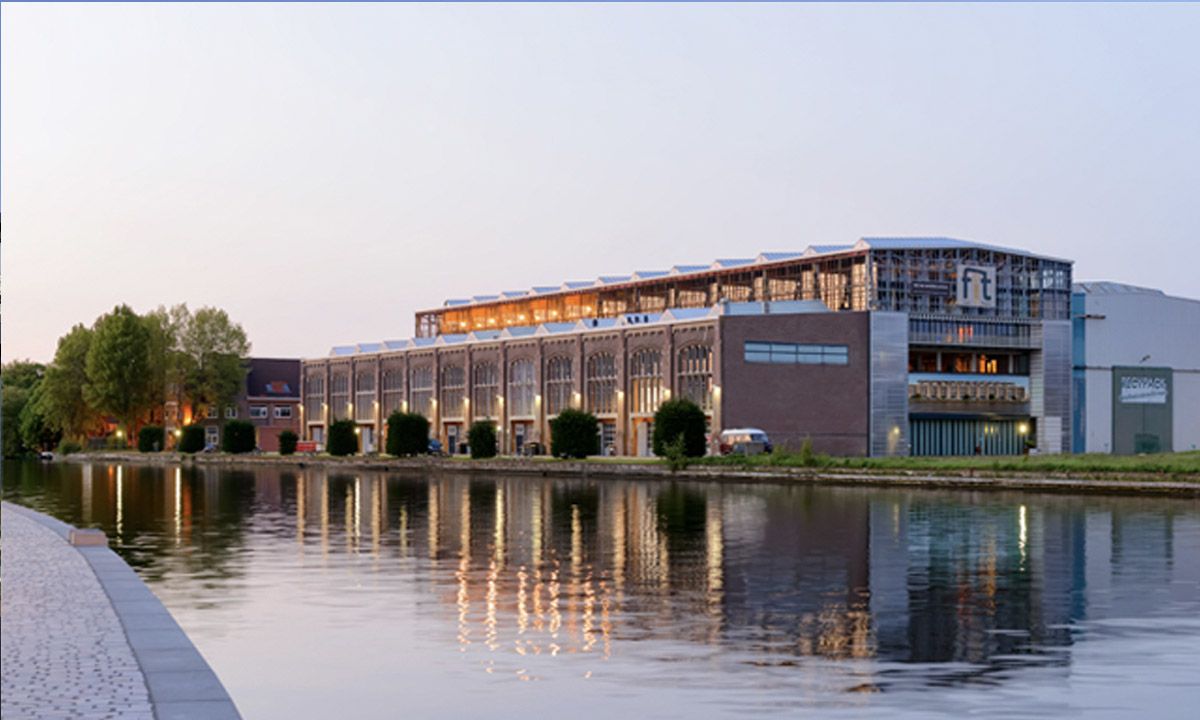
[719, 312, 871, 456]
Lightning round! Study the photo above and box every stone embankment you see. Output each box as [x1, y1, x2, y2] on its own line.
[65, 452, 1200, 497]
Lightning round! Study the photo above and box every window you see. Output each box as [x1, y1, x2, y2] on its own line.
[585, 353, 618, 415]
[472, 362, 499, 419]
[508, 359, 536, 417]
[224, 406, 238, 419]
[274, 405, 293, 419]
[304, 374, 325, 421]
[330, 372, 351, 419]
[628, 348, 663, 415]
[382, 368, 404, 416]
[744, 341, 849, 366]
[205, 406, 218, 420]
[410, 365, 433, 419]
[355, 370, 375, 422]
[677, 345, 713, 411]
[545, 356, 573, 416]
[249, 406, 268, 419]
[441, 364, 465, 419]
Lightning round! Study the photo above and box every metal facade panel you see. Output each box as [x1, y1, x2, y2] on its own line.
[869, 311, 910, 456]
[1032, 320, 1072, 454]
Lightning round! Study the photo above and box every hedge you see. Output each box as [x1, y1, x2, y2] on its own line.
[278, 430, 298, 456]
[222, 420, 256, 454]
[651, 398, 708, 458]
[178, 425, 206, 454]
[138, 425, 165, 453]
[468, 421, 497, 459]
[386, 412, 430, 456]
[549, 408, 599, 459]
[327, 419, 358, 456]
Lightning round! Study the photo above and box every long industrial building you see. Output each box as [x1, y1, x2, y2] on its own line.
[301, 237, 1074, 457]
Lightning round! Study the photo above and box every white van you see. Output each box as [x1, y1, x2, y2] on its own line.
[718, 428, 773, 456]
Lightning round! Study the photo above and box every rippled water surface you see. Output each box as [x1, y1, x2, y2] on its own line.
[4, 460, 1199, 719]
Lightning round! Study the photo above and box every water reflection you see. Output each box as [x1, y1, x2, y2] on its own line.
[4, 460, 1199, 717]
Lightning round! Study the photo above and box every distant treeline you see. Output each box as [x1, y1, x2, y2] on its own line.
[2, 304, 249, 457]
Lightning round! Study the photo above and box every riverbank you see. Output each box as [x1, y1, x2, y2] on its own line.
[0, 502, 242, 720]
[59, 450, 1200, 497]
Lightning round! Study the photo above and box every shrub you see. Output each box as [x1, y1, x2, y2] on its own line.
[278, 430, 298, 456]
[664, 434, 689, 472]
[138, 425, 165, 453]
[221, 420, 256, 454]
[550, 408, 599, 459]
[799, 437, 815, 467]
[327, 419, 358, 456]
[468, 421, 497, 459]
[57, 438, 83, 455]
[651, 398, 707, 458]
[386, 412, 430, 456]
[178, 425, 206, 454]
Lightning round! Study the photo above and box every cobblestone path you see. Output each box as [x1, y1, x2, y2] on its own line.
[1, 506, 154, 720]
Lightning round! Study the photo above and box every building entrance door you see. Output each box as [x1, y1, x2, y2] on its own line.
[636, 421, 654, 457]
[513, 423, 527, 455]
[446, 424, 459, 454]
[361, 426, 374, 453]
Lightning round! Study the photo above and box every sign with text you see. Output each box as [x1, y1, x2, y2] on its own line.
[956, 264, 997, 309]
[1119, 375, 1169, 404]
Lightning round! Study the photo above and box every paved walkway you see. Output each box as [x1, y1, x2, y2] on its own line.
[1, 503, 240, 720]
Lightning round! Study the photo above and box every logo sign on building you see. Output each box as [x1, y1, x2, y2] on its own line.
[956, 264, 997, 309]
[1119, 375, 1169, 404]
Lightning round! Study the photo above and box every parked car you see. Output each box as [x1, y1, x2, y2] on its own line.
[718, 428, 773, 456]
[427, 438, 445, 456]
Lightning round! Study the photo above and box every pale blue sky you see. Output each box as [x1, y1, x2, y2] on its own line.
[3, 3, 1198, 363]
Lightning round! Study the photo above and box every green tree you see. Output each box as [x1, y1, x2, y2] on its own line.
[549, 408, 600, 459]
[85, 304, 155, 437]
[178, 425, 206, 453]
[38, 324, 100, 441]
[327, 419, 358, 456]
[138, 425, 165, 452]
[468, 421, 497, 459]
[221, 420, 256, 453]
[278, 430, 299, 456]
[178, 307, 250, 420]
[2, 360, 45, 457]
[651, 398, 708, 458]
[386, 412, 430, 456]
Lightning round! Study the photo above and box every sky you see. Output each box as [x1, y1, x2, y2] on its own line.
[3, 3, 1198, 364]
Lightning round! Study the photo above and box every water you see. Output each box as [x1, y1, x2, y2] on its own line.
[4, 460, 1199, 719]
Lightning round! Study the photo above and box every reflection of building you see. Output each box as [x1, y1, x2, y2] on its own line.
[1072, 282, 1200, 453]
[165, 358, 300, 451]
[302, 238, 1074, 456]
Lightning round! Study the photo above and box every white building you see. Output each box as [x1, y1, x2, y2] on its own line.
[1072, 282, 1200, 454]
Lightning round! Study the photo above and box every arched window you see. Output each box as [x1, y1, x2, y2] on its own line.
[585, 353, 618, 415]
[382, 367, 404, 416]
[628, 348, 663, 415]
[354, 369, 376, 421]
[410, 365, 433, 419]
[509, 358, 536, 417]
[441, 364, 465, 419]
[304, 374, 325, 421]
[677, 345, 713, 411]
[472, 362, 499, 419]
[545, 356, 573, 416]
[330, 371, 350, 420]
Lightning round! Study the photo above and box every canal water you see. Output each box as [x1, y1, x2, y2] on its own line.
[3, 460, 1198, 719]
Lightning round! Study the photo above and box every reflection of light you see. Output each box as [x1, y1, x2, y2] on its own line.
[706, 500, 724, 614]
[1018, 504, 1028, 564]
[174, 467, 182, 546]
[115, 466, 124, 536]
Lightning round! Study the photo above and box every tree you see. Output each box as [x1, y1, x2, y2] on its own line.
[221, 420, 256, 453]
[327, 419, 358, 456]
[2, 360, 45, 457]
[468, 421, 497, 459]
[549, 408, 600, 459]
[85, 305, 156, 436]
[38, 324, 100, 441]
[386, 412, 430, 456]
[652, 398, 708, 458]
[278, 430, 298, 456]
[178, 307, 250, 420]
[138, 425, 165, 452]
[178, 425, 206, 453]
